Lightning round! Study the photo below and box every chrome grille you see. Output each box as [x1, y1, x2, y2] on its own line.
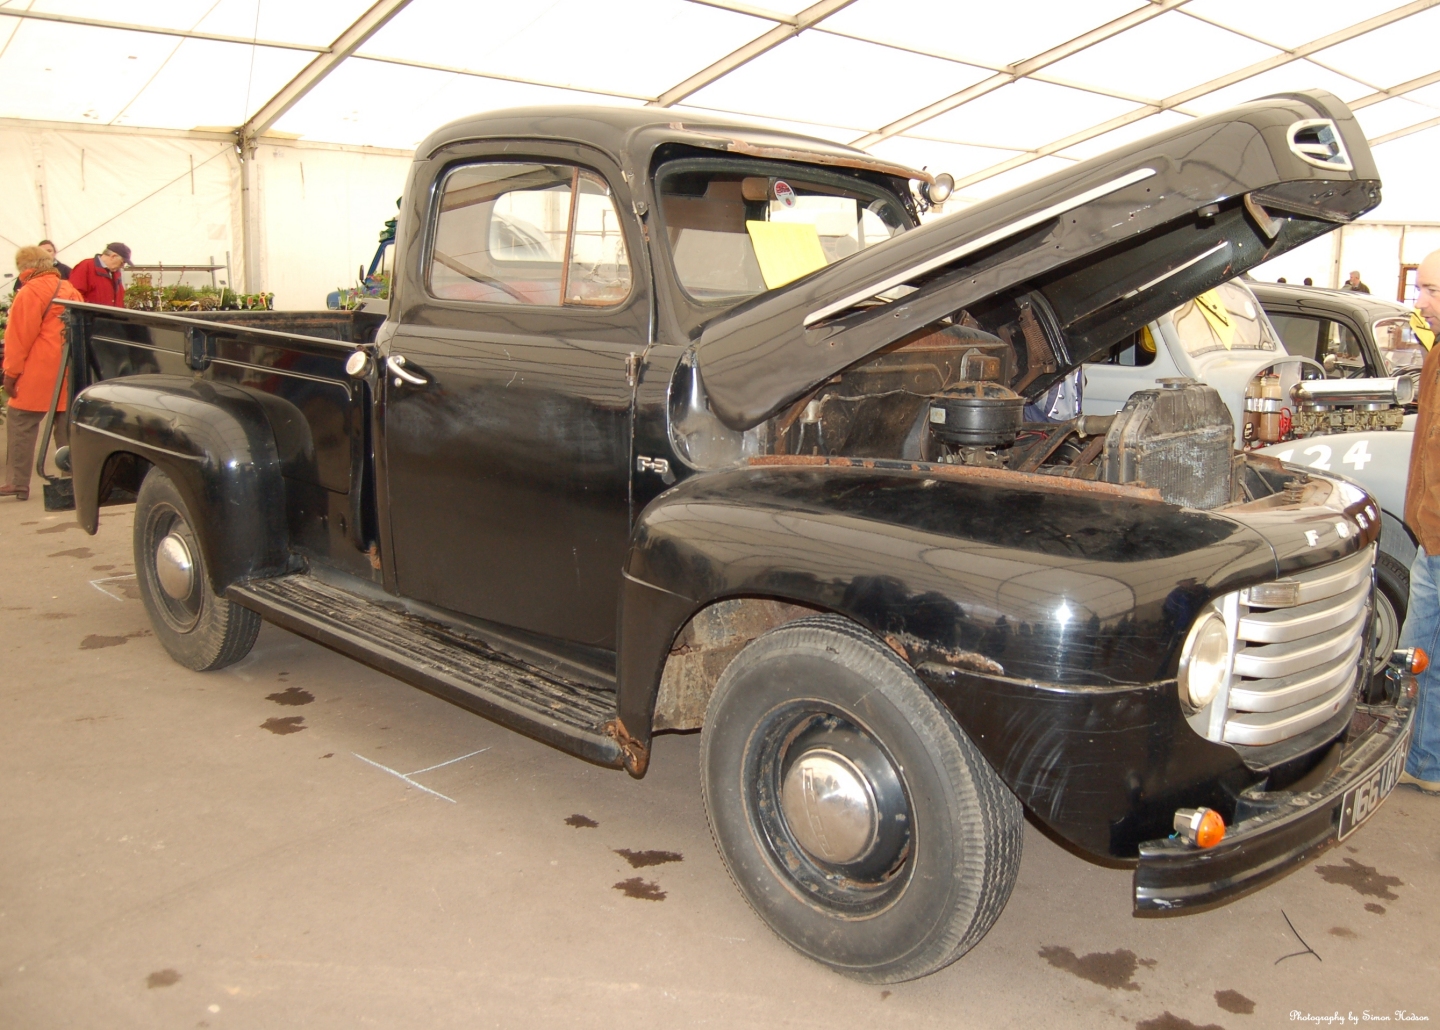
[1222, 546, 1373, 747]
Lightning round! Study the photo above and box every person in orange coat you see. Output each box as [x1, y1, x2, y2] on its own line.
[2, 246, 83, 500]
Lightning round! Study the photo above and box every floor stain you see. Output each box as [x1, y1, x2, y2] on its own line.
[1315, 857, 1403, 900]
[1214, 989, 1254, 1014]
[261, 716, 306, 735]
[1328, 926, 1358, 938]
[265, 686, 314, 706]
[91, 575, 142, 601]
[38, 612, 76, 620]
[320, 753, 334, 759]
[615, 848, 683, 868]
[91, 564, 115, 571]
[21, 521, 38, 525]
[80, 629, 148, 650]
[565, 814, 598, 828]
[1365, 903, 1386, 914]
[48, 546, 93, 559]
[146, 969, 181, 988]
[613, 877, 666, 901]
[1038, 946, 1156, 991]
[880, 991, 891, 1001]
[35, 522, 83, 534]
[1136, 1014, 1225, 1030]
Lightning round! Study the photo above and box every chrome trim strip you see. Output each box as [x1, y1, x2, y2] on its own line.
[1232, 616, 1367, 680]
[1223, 679, 1355, 746]
[802, 166, 1158, 327]
[1238, 580, 1371, 644]
[1227, 639, 1363, 713]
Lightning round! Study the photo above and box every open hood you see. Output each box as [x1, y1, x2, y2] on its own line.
[694, 91, 1380, 431]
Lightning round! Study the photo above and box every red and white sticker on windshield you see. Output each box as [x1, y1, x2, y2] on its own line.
[773, 180, 796, 208]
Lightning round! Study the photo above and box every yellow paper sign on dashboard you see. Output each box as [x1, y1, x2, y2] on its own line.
[1412, 308, 1435, 350]
[746, 220, 828, 290]
[1195, 289, 1235, 349]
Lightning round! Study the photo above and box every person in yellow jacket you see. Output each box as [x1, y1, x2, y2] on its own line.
[2, 246, 83, 501]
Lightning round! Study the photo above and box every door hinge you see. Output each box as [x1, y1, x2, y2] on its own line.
[625, 351, 642, 387]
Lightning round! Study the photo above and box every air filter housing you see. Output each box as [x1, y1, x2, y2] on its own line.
[1102, 379, 1234, 509]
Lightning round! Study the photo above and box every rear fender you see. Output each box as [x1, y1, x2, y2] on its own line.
[69, 375, 291, 591]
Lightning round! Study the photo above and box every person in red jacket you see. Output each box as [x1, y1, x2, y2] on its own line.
[2, 246, 84, 500]
[69, 242, 130, 306]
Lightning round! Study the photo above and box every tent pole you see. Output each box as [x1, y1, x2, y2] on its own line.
[239, 141, 262, 295]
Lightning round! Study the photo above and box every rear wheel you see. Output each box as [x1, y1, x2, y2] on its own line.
[700, 615, 1022, 983]
[134, 467, 260, 671]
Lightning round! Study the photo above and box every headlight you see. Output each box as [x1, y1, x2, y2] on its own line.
[1179, 610, 1230, 711]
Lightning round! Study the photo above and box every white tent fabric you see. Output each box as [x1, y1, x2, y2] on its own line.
[1, 0, 1437, 308]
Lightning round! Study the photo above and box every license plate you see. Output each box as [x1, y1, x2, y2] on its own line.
[1337, 721, 1412, 840]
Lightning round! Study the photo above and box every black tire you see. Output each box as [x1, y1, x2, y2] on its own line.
[134, 467, 260, 671]
[700, 614, 1022, 983]
[1372, 551, 1409, 676]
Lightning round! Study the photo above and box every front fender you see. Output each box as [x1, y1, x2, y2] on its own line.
[70, 375, 290, 591]
[615, 462, 1276, 745]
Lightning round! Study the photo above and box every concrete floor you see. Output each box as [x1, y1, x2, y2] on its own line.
[1, 478, 1438, 1029]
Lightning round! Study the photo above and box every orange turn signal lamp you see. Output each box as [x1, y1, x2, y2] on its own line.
[1174, 807, 1226, 849]
[1391, 647, 1429, 675]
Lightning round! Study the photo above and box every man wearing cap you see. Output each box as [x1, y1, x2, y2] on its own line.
[1400, 248, 1440, 794]
[69, 243, 130, 307]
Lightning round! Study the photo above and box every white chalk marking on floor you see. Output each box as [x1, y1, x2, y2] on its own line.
[407, 747, 490, 776]
[88, 576, 133, 602]
[351, 752, 456, 803]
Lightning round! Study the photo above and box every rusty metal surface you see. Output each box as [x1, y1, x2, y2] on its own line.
[747, 454, 1164, 502]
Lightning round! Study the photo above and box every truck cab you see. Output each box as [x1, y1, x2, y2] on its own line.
[61, 92, 1414, 984]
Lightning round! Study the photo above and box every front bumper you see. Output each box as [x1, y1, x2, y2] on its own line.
[1133, 697, 1412, 914]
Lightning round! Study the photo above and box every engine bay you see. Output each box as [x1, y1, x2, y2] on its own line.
[670, 286, 1410, 512]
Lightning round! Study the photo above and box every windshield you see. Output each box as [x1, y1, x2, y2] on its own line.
[1374, 316, 1428, 373]
[656, 159, 911, 304]
[1169, 281, 1279, 358]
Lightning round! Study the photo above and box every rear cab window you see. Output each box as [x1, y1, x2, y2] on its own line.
[1169, 281, 1278, 358]
[429, 161, 632, 307]
[655, 159, 912, 305]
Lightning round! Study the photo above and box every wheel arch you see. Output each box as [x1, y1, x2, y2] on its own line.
[70, 376, 292, 592]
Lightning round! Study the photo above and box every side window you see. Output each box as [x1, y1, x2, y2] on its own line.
[1268, 313, 1323, 360]
[429, 161, 630, 307]
[567, 172, 632, 306]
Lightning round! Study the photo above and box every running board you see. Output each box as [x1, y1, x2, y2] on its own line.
[227, 573, 624, 768]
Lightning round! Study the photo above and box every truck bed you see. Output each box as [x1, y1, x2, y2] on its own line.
[64, 301, 383, 581]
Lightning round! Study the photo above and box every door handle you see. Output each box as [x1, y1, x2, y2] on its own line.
[386, 354, 428, 387]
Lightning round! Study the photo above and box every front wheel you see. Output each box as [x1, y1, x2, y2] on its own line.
[134, 467, 260, 671]
[700, 615, 1022, 983]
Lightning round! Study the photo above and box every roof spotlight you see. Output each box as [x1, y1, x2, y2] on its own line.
[923, 172, 954, 207]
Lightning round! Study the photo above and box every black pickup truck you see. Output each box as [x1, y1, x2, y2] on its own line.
[61, 92, 1414, 983]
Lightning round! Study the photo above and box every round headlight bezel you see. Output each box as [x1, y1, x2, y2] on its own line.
[1178, 609, 1230, 713]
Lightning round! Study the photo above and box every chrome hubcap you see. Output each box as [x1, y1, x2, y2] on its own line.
[155, 532, 195, 600]
[780, 748, 879, 864]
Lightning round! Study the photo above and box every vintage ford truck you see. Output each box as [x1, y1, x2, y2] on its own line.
[59, 92, 1414, 983]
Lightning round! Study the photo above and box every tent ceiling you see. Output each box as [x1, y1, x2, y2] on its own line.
[1, 0, 1438, 213]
